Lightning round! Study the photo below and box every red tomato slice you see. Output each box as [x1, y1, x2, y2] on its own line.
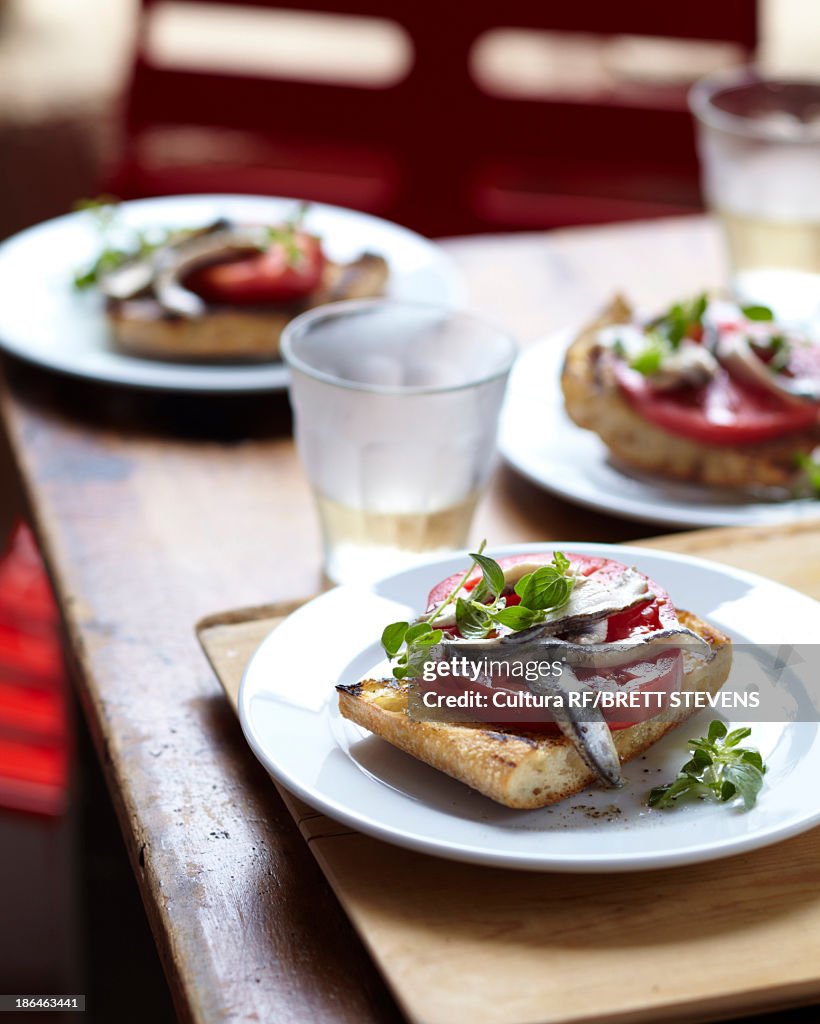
[614, 362, 817, 446]
[426, 552, 605, 613]
[486, 648, 682, 732]
[423, 552, 681, 732]
[185, 232, 325, 305]
[426, 552, 677, 634]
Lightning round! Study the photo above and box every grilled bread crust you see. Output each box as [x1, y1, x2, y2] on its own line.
[337, 610, 732, 809]
[561, 296, 818, 489]
[107, 253, 389, 362]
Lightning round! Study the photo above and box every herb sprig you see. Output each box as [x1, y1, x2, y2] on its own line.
[264, 201, 310, 266]
[380, 545, 576, 679]
[649, 293, 708, 348]
[648, 721, 766, 810]
[795, 451, 820, 494]
[73, 196, 168, 290]
[629, 293, 708, 376]
[741, 303, 775, 322]
[73, 196, 313, 288]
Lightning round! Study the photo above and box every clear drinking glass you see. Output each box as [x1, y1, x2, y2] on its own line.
[281, 300, 516, 585]
[690, 67, 820, 323]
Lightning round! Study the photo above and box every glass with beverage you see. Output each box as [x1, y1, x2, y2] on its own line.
[690, 67, 820, 323]
[281, 300, 516, 585]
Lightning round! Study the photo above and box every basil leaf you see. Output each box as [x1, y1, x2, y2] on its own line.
[707, 720, 727, 742]
[629, 343, 664, 376]
[648, 776, 696, 808]
[552, 551, 571, 574]
[405, 622, 434, 644]
[470, 553, 506, 599]
[650, 721, 766, 812]
[690, 748, 713, 770]
[689, 293, 708, 324]
[492, 605, 541, 630]
[414, 628, 442, 647]
[514, 567, 573, 611]
[381, 621, 408, 658]
[795, 452, 820, 492]
[723, 762, 764, 809]
[740, 749, 765, 772]
[665, 303, 688, 346]
[405, 645, 434, 678]
[456, 598, 492, 639]
[742, 304, 775, 322]
[724, 726, 752, 747]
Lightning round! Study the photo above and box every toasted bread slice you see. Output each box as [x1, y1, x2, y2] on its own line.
[107, 253, 389, 362]
[561, 296, 818, 489]
[337, 610, 732, 809]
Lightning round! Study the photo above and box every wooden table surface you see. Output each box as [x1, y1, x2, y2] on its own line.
[0, 214, 775, 1024]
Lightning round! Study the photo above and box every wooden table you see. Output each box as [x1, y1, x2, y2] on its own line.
[0, 215, 806, 1024]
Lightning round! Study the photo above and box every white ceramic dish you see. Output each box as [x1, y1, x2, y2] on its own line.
[239, 542, 820, 872]
[0, 194, 465, 393]
[498, 331, 820, 528]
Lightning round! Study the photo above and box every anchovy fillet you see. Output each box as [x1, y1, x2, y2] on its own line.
[433, 623, 711, 788]
[528, 665, 623, 788]
[153, 228, 269, 318]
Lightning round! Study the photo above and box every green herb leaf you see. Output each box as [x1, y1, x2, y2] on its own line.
[723, 762, 764, 809]
[456, 598, 493, 639]
[405, 622, 435, 645]
[381, 621, 409, 659]
[795, 452, 820, 493]
[648, 776, 703, 808]
[414, 628, 442, 647]
[724, 726, 752, 747]
[649, 293, 708, 348]
[648, 720, 766, 812]
[470, 552, 506, 600]
[492, 605, 541, 631]
[514, 566, 573, 612]
[742, 304, 775, 322]
[740, 748, 764, 772]
[629, 339, 665, 376]
[708, 719, 727, 742]
[552, 551, 571, 574]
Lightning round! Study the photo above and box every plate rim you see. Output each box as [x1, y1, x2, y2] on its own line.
[498, 329, 820, 529]
[0, 193, 465, 394]
[238, 540, 820, 873]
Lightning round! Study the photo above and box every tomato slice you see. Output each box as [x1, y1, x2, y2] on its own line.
[614, 362, 817, 446]
[185, 232, 325, 305]
[485, 649, 683, 732]
[426, 552, 676, 633]
[426, 552, 606, 613]
[422, 552, 681, 732]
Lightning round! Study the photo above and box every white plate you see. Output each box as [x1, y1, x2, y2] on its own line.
[0, 194, 465, 393]
[239, 542, 820, 872]
[499, 331, 820, 528]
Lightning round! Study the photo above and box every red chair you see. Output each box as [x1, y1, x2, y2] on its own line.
[0, 523, 68, 817]
[110, 0, 758, 235]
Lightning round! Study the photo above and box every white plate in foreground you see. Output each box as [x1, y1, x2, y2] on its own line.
[239, 542, 820, 872]
[499, 331, 820, 528]
[0, 194, 464, 393]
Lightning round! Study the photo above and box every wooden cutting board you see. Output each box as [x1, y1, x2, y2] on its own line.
[197, 520, 820, 1024]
